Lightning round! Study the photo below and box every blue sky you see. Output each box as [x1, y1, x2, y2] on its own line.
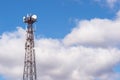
[0, 0, 118, 38]
[0, 75, 4, 80]
[1, 0, 120, 80]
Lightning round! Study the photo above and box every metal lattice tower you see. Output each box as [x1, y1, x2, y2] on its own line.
[23, 14, 37, 80]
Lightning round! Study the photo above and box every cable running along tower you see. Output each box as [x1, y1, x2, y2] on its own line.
[23, 14, 37, 80]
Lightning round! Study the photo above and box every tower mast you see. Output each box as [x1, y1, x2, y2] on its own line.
[23, 14, 37, 80]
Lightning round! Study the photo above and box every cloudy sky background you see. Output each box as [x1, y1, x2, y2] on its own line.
[1, 0, 120, 80]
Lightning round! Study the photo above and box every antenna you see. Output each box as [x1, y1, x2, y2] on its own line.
[23, 14, 37, 80]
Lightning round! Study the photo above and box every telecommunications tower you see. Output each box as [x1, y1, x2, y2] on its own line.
[23, 14, 37, 80]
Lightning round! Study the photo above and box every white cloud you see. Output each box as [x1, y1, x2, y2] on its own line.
[116, 10, 120, 18]
[94, 0, 119, 8]
[63, 13, 120, 47]
[0, 27, 25, 80]
[2, 12, 120, 80]
[106, 0, 117, 8]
